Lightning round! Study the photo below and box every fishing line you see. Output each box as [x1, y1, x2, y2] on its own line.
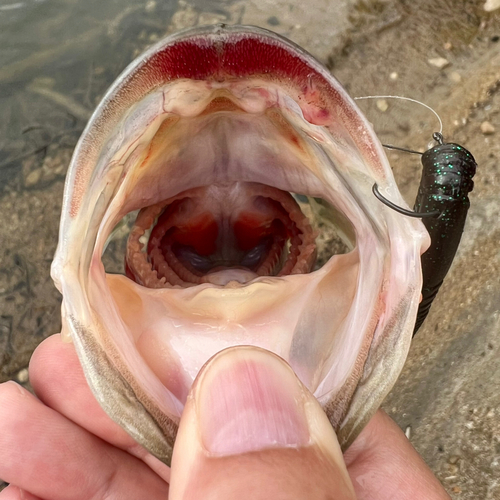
[354, 94, 444, 154]
[355, 95, 445, 217]
[354, 94, 443, 134]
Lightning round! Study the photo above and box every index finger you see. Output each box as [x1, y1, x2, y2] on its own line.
[344, 410, 451, 500]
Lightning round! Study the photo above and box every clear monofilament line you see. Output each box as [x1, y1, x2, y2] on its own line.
[354, 95, 443, 135]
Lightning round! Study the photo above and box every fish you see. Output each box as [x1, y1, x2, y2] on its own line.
[51, 24, 429, 464]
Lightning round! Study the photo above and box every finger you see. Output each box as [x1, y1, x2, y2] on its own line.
[0, 381, 169, 500]
[344, 410, 451, 500]
[29, 334, 170, 482]
[170, 346, 356, 500]
[29, 335, 132, 449]
[0, 486, 43, 500]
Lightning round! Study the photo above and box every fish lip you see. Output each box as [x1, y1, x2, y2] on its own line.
[51, 24, 430, 462]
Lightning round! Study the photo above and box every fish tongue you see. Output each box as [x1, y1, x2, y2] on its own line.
[204, 268, 259, 286]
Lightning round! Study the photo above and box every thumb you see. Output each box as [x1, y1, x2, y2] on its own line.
[169, 346, 357, 500]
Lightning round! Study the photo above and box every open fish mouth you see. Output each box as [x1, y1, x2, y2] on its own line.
[51, 24, 429, 464]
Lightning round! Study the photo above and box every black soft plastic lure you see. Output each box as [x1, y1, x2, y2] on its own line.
[374, 132, 477, 334]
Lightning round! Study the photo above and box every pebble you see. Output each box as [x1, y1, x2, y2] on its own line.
[389, 72, 398, 80]
[42, 153, 68, 178]
[448, 455, 461, 464]
[449, 72, 462, 83]
[480, 121, 495, 135]
[428, 57, 450, 69]
[15, 368, 29, 384]
[484, 0, 500, 12]
[145, 0, 156, 12]
[25, 168, 43, 187]
[267, 16, 280, 26]
[444, 42, 453, 50]
[376, 99, 389, 112]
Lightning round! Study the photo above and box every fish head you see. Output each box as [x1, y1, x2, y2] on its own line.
[51, 24, 429, 464]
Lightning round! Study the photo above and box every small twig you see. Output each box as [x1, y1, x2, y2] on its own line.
[27, 84, 91, 122]
[0, 129, 80, 171]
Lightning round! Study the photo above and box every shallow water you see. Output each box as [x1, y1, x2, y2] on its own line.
[0, 0, 182, 190]
[0, 0, 190, 386]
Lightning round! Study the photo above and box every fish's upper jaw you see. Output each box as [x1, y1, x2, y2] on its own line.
[52, 25, 429, 463]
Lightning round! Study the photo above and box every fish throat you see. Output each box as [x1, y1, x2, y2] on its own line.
[126, 182, 317, 288]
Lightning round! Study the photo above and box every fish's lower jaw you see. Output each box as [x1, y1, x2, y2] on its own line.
[101, 244, 363, 423]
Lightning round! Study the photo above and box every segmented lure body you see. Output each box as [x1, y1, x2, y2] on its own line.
[414, 136, 476, 333]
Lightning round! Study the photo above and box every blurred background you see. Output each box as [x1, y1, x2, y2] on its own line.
[0, 0, 499, 497]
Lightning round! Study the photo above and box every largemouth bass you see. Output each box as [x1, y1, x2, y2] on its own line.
[51, 24, 429, 464]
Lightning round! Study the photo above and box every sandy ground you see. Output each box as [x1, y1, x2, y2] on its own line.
[0, 0, 499, 497]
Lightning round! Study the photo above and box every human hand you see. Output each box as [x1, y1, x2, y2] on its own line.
[0, 334, 450, 499]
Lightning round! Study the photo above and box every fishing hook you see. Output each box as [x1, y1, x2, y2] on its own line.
[373, 131, 448, 218]
[372, 183, 441, 218]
